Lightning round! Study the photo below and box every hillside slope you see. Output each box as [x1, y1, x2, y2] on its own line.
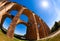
[0, 29, 60, 41]
[39, 30, 60, 41]
[39, 33, 60, 41]
[0, 29, 21, 41]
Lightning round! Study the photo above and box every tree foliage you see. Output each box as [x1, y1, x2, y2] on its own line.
[51, 21, 60, 33]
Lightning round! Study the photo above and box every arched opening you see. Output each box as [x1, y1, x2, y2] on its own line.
[9, 10, 18, 16]
[14, 24, 27, 36]
[20, 14, 29, 23]
[2, 17, 12, 34]
[14, 24, 27, 39]
[3, 17, 12, 30]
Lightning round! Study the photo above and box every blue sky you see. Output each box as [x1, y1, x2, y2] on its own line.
[2, 0, 60, 35]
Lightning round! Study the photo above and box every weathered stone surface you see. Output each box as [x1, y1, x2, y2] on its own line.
[0, 0, 50, 40]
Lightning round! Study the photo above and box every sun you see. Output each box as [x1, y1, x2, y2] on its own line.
[41, 1, 49, 9]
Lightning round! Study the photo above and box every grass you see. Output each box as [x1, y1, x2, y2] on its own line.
[39, 33, 60, 41]
[0, 29, 60, 41]
[0, 29, 21, 41]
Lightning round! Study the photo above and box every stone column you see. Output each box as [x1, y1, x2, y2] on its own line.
[7, 7, 25, 38]
[24, 10, 39, 40]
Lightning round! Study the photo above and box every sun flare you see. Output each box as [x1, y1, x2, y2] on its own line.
[41, 1, 49, 9]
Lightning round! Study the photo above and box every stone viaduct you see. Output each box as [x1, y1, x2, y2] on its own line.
[0, 0, 50, 40]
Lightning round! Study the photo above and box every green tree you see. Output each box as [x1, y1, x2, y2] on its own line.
[51, 21, 60, 33]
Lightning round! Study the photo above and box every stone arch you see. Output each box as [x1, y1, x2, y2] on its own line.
[0, 2, 25, 38]
[21, 9, 40, 40]
[0, 1, 50, 40]
[18, 22, 29, 26]
[2, 17, 12, 31]
[9, 10, 18, 16]
[0, 13, 14, 29]
[15, 22, 28, 38]
[6, 7, 40, 40]
[16, 22, 28, 37]
[7, 6, 26, 39]
[20, 14, 29, 23]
